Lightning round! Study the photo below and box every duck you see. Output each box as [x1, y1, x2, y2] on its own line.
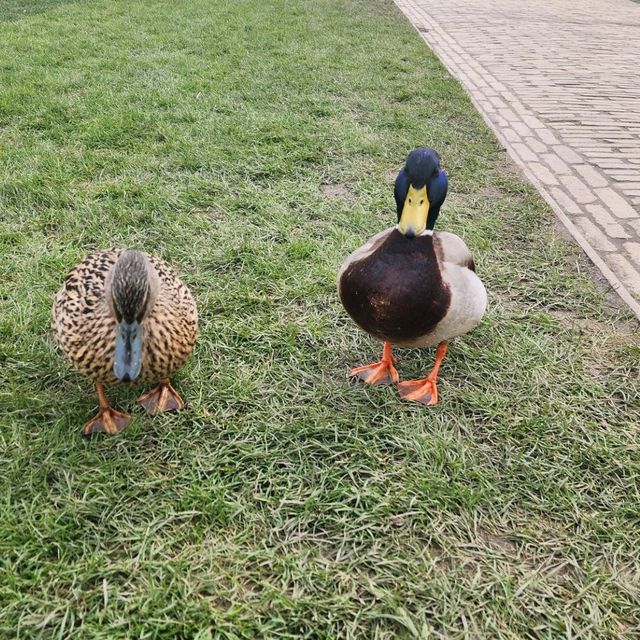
[52, 249, 198, 434]
[338, 147, 487, 405]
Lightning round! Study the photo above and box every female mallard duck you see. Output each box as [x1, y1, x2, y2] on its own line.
[338, 147, 486, 405]
[52, 249, 198, 434]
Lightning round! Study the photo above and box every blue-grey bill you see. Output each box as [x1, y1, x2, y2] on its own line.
[113, 320, 143, 382]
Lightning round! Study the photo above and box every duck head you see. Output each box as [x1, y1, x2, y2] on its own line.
[106, 250, 159, 383]
[395, 147, 448, 238]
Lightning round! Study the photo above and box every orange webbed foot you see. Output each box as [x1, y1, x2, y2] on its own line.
[350, 360, 399, 385]
[397, 341, 448, 407]
[398, 377, 438, 405]
[349, 342, 399, 385]
[138, 379, 185, 415]
[83, 382, 133, 436]
[83, 408, 133, 436]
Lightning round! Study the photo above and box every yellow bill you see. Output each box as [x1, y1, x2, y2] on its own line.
[398, 185, 429, 237]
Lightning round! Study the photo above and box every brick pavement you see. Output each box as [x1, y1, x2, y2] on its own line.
[393, 0, 640, 319]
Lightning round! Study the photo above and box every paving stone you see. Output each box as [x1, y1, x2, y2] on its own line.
[594, 188, 639, 219]
[503, 128, 521, 143]
[625, 242, 640, 268]
[585, 204, 630, 239]
[606, 255, 640, 296]
[522, 115, 544, 129]
[512, 121, 533, 137]
[554, 145, 584, 164]
[529, 162, 558, 186]
[575, 165, 609, 188]
[609, 173, 640, 181]
[488, 96, 507, 110]
[560, 176, 596, 204]
[525, 137, 547, 154]
[512, 143, 537, 162]
[551, 187, 581, 214]
[498, 108, 519, 123]
[541, 153, 571, 176]
[511, 100, 529, 115]
[574, 217, 616, 252]
[536, 129, 558, 149]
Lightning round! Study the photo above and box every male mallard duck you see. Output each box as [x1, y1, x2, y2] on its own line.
[52, 249, 198, 434]
[338, 147, 486, 405]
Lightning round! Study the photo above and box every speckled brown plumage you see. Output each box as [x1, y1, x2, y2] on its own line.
[52, 249, 198, 387]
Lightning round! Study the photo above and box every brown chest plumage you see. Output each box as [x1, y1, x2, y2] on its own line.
[52, 250, 198, 385]
[339, 230, 450, 344]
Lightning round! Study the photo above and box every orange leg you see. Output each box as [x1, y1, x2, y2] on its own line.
[138, 379, 185, 415]
[83, 382, 133, 436]
[398, 341, 448, 406]
[349, 341, 399, 385]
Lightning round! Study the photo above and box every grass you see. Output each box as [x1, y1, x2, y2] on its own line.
[1, 0, 639, 637]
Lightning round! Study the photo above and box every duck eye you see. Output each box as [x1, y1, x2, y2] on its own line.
[419, 199, 424, 206]
[408, 198, 413, 204]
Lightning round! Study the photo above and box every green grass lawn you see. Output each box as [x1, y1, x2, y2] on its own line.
[1, 0, 639, 637]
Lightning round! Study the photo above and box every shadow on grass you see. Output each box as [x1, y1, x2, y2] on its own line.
[0, 0, 78, 21]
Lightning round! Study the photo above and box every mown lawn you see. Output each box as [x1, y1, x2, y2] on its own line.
[1, 0, 639, 637]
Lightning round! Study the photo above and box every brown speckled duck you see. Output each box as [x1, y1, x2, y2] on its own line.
[52, 249, 198, 435]
[338, 148, 487, 405]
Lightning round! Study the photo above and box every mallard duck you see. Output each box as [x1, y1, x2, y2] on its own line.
[338, 147, 487, 405]
[52, 249, 198, 434]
